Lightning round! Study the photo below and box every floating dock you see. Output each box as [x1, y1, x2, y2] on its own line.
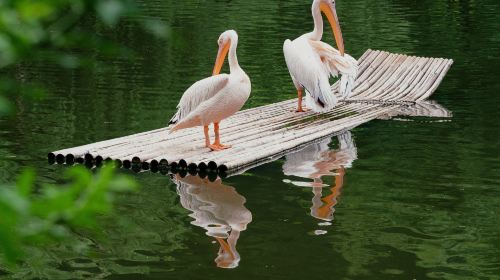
[48, 49, 453, 176]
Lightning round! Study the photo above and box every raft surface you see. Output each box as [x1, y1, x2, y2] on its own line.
[49, 49, 454, 174]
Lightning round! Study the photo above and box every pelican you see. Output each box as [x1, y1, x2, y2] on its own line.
[283, 0, 358, 112]
[169, 30, 251, 151]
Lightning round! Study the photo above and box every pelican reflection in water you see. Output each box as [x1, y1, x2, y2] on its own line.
[172, 175, 252, 269]
[283, 132, 357, 223]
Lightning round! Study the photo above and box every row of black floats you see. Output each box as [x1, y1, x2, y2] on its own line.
[48, 153, 229, 179]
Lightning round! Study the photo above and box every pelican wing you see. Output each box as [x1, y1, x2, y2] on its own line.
[284, 39, 337, 112]
[309, 40, 358, 98]
[169, 74, 229, 125]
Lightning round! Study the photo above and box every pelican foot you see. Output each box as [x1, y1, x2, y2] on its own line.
[294, 107, 310, 113]
[208, 144, 232, 151]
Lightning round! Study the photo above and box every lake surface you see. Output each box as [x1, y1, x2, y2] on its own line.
[1, 0, 500, 279]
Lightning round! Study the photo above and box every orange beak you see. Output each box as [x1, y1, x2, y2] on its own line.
[320, 2, 345, 56]
[213, 41, 230, 75]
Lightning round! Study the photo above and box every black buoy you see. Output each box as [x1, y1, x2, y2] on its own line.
[179, 169, 188, 178]
[150, 160, 159, 173]
[208, 172, 218, 182]
[84, 153, 93, 163]
[123, 160, 132, 169]
[208, 161, 217, 172]
[198, 169, 208, 179]
[48, 153, 56, 164]
[132, 165, 141, 173]
[219, 171, 228, 179]
[198, 162, 207, 172]
[160, 167, 168, 175]
[141, 161, 150, 171]
[65, 154, 75, 165]
[170, 162, 179, 173]
[179, 159, 188, 169]
[48, 153, 56, 163]
[95, 156, 104, 167]
[132, 157, 141, 166]
[104, 158, 113, 166]
[76, 157, 85, 164]
[114, 159, 122, 168]
[159, 159, 169, 174]
[150, 160, 159, 169]
[217, 164, 228, 174]
[150, 166, 158, 173]
[56, 154, 65, 164]
[188, 163, 198, 176]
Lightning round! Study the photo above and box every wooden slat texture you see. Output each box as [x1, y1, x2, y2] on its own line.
[48, 49, 454, 175]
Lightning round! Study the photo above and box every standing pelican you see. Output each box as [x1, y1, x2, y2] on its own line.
[169, 30, 251, 151]
[283, 0, 358, 112]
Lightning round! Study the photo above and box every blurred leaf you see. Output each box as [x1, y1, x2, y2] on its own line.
[0, 166, 139, 265]
[16, 1, 55, 22]
[16, 168, 36, 197]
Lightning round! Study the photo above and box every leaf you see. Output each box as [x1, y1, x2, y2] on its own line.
[16, 168, 36, 197]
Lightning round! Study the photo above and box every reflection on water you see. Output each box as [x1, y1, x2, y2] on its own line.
[172, 174, 252, 269]
[283, 132, 357, 226]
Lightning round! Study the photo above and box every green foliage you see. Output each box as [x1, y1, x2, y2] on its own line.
[0, 165, 138, 265]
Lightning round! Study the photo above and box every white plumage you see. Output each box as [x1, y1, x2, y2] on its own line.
[169, 74, 229, 126]
[169, 30, 251, 151]
[283, 0, 358, 112]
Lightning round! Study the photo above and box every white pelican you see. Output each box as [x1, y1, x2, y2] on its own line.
[169, 30, 251, 151]
[283, 0, 358, 112]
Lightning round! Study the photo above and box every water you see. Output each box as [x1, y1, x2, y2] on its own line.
[1, 0, 500, 278]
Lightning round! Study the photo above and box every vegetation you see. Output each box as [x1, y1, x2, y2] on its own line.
[0, 166, 137, 265]
[0, 0, 167, 269]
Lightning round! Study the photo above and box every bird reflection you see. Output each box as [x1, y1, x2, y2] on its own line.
[283, 132, 357, 223]
[172, 174, 252, 269]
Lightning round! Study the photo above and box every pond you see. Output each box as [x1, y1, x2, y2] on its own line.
[1, 0, 500, 279]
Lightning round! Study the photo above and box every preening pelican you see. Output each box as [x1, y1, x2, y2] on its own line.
[283, 0, 358, 112]
[169, 30, 251, 151]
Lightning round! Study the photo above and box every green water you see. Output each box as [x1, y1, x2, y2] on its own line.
[2, 0, 500, 279]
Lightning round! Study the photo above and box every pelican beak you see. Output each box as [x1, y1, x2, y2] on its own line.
[213, 40, 230, 75]
[320, 2, 345, 56]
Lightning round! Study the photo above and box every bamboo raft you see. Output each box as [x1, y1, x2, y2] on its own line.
[48, 49, 453, 176]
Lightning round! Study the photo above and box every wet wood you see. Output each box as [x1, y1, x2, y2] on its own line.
[49, 49, 454, 175]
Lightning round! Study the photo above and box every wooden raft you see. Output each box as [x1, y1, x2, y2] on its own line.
[48, 49, 454, 175]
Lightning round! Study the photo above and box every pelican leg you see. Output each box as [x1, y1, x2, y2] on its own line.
[204, 125, 211, 148]
[212, 122, 232, 150]
[206, 125, 222, 151]
[295, 88, 309, 112]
